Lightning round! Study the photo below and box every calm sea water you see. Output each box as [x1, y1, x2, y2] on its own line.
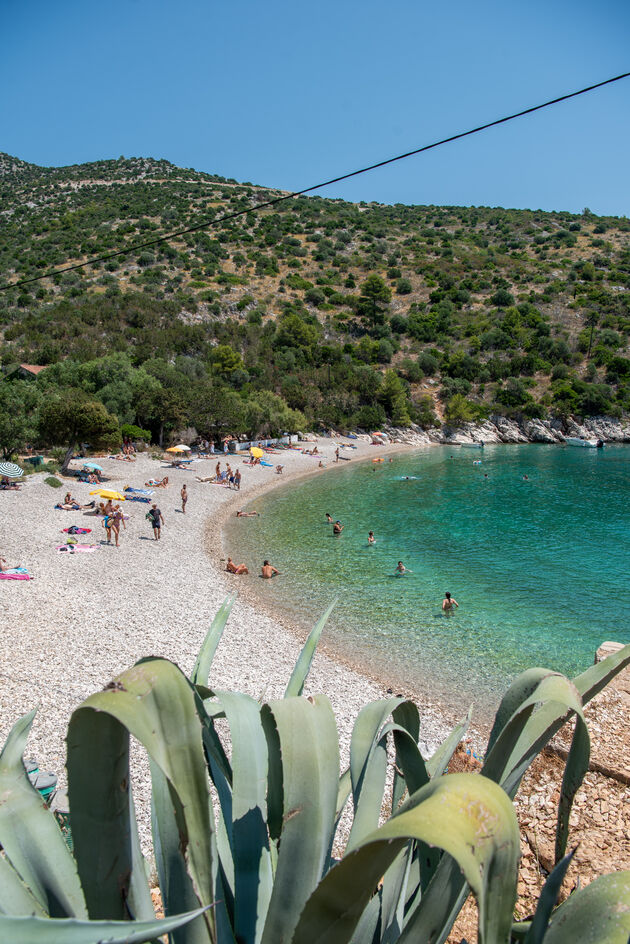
[226, 445, 630, 718]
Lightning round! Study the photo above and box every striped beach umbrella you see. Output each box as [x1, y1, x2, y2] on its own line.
[0, 461, 24, 479]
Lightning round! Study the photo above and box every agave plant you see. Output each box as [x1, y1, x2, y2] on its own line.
[1, 594, 629, 944]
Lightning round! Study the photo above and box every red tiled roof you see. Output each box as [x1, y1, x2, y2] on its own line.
[19, 364, 47, 375]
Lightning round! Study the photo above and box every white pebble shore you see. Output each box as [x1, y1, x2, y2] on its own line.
[0, 439, 454, 851]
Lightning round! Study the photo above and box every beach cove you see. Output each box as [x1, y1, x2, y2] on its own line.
[0, 436, 455, 850]
[226, 443, 630, 721]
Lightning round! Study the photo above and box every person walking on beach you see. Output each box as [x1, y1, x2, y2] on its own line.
[148, 503, 164, 540]
[442, 591, 459, 613]
[234, 468, 241, 490]
[261, 560, 280, 578]
[110, 505, 125, 547]
[181, 484, 188, 514]
[215, 461, 221, 479]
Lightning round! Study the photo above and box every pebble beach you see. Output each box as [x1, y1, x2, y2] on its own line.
[0, 437, 454, 849]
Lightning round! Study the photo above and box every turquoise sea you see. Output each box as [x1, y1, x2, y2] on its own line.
[226, 445, 629, 719]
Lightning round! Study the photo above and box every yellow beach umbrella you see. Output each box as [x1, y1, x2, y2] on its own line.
[166, 444, 190, 453]
[250, 447, 264, 458]
[89, 489, 126, 501]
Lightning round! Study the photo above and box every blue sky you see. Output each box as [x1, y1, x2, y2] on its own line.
[2, 0, 629, 215]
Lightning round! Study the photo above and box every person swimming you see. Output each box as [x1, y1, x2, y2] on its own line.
[395, 561, 411, 575]
[442, 591, 459, 612]
[368, 531, 375, 544]
[326, 513, 333, 522]
[333, 520, 343, 534]
[261, 560, 280, 578]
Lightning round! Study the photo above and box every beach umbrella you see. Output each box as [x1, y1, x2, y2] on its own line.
[166, 445, 190, 453]
[82, 462, 103, 471]
[89, 489, 126, 501]
[0, 461, 24, 479]
[250, 447, 264, 458]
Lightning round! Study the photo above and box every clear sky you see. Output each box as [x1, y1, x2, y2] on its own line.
[2, 0, 629, 216]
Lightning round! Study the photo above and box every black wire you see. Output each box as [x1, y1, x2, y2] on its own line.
[2, 70, 628, 293]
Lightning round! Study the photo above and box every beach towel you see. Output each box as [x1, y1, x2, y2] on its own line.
[0, 567, 31, 579]
[260, 460, 273, 467]
[56, 544, 99, 553]
[124, 487, 154, 496]
[62, 526, 91, 535]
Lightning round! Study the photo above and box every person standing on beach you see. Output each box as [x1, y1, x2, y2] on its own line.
[234, 468, 241, 490]
[181, 484, 188, 514]
[261, 560, 280, 578]
[215, 461, 221, 479]
[335, 447, 340, 462]
[148, 503, 164, 540]
[442, 592, 459, 612]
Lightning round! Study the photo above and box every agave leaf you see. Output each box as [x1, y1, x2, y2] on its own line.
[260, 696, 340, 944]
[0, 710, 87, 919]
[425, 708, 471, 779]
[292, 773, 519, 944]
[543, 870, 630, 943]
[523, 848, 576, 944]
[212, 690, 273, 944]
[126, 788, 155, 921]
[0, 907, 208, 944]
[0, 850, 46, 917]
[554, 714, 589, 863]
[487, 669, 553, 754]
[284, 601, 336, 698]
[573, 642, 630, 704]
[380, 846, 412, 944]
[67, 658, 214, 941]
[345, 698, 405, 852]
[397, 855, 469, 944]
[151, 759, 210, 944]
[191, 593, 237, 687]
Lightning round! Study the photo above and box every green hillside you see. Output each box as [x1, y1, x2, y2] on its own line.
[1, 152, 629, 447]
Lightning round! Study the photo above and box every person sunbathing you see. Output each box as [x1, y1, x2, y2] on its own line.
[145, 476, 169, 487]
[226, 557, 248, 575]
[236, 510, 259, 517]
[0, 478, 21, 490]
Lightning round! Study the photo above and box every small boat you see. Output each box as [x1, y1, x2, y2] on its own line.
[566, 437, 603, 448]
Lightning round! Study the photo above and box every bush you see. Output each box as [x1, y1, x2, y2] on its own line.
[44, 475, 63, 488]
[120, 423, 151, 442]
[395, 278, 413, 295]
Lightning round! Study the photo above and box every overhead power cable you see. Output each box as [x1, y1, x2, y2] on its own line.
[1, 69, 628, 293]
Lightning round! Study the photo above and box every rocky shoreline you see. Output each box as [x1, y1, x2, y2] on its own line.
[377, 413, 630, 446]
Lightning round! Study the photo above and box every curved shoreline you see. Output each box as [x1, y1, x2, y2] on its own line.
[206, 440, 485, 735]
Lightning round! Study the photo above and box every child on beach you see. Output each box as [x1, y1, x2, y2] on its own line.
[181, 484, 188, 513]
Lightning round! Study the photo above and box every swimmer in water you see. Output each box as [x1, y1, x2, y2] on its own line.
[261, 560, 280, 578]
[395, 561, 410, 575]
[368, 531, 375, 544]
[442, 591, 459, 612]
[333, 520, 344, 534]
[326, 513, 333, 523]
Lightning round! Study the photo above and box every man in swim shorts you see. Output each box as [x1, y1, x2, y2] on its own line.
[333, 520, 343, 534]
[148, 503, 164, 540]
[261, 560, 280, 578]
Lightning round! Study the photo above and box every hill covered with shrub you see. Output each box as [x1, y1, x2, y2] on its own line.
[0, 151, 629, 446]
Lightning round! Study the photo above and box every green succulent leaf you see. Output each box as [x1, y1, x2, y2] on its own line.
[67, 658, 214, 940]
[0, 907, 208, 944]
[293, 773, 520, 944]
[0, 710, 87, 919]
[260, 695, 340, 944]
[543, 870, 630, 943]
[284, 600, 336, 698]
[192, 593, 236, 687]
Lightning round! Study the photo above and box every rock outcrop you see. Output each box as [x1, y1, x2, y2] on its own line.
[381, 414, 630, 446]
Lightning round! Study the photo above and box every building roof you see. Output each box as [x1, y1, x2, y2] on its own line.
[18, 363, 47, 375]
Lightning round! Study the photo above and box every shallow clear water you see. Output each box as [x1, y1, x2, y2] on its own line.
[226, 445, 630, 718]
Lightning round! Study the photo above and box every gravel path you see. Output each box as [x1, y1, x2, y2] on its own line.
[0, 440, 453, 850]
